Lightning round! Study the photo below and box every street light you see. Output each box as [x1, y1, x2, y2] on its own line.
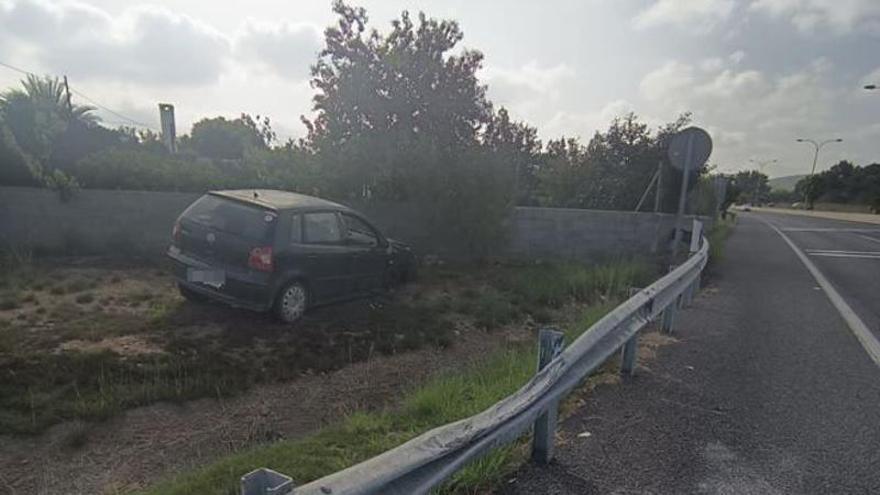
[796, 138, 842, 208]
[748, 158, 777, 204]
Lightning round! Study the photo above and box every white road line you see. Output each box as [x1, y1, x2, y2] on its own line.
[781, 228, 880, 233]
[807, 253, 880, 259]
[759, 217, 880, 367]
[858, 234, 880, 245]
[805, 249, 880, 255]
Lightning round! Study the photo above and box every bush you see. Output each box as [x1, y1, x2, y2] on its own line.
[72, 148, 227, 192]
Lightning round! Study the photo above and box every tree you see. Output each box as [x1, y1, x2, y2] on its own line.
[483, 107, 541, 205]
[0, 75, 97, 164]
[184, 114, 269, 160]
[726, 170, 770, 204]
[795, 160, 880, 210]
[304, 1, 493, 198]
[536, 112, 696, 212]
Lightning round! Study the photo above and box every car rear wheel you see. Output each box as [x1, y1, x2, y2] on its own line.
[275, 281, 308, 323]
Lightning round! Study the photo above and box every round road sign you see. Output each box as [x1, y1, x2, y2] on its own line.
[668, 127, 712, 171]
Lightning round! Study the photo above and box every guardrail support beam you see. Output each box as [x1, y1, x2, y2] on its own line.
[620, 333, 639, 375]
[661, 297, 678, 334]
[532, 328, 565, 465]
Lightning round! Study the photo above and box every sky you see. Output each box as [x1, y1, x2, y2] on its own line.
[0, 0, 878, 177]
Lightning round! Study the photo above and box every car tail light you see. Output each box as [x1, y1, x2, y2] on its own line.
[248, 246, 274, 272]
[172, 222, 182, 244]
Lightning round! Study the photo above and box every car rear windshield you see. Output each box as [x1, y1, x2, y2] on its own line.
[182, 195, 277, 241]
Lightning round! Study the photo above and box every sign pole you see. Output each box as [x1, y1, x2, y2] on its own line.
[671, 133, 694, 257]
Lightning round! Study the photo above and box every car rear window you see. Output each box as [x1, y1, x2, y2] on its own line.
[182, 195, 277, 241]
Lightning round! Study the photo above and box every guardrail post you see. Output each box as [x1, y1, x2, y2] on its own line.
[661, 297, 678, 334]
[620, 333, 639, 375]
[532, 328, 565, 465]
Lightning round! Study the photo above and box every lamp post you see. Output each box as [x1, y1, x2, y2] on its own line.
[796, 138, 842, 209]
[748, 158, 777, 204]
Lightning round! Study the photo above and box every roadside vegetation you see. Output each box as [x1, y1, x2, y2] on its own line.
[708, 213, 736, 265]
[0, 251, 653, 437]
[140, 260, 653, 495]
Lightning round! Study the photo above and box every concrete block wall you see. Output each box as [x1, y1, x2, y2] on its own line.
[0, 186, 708, 260]
[0, 187, 201, 256]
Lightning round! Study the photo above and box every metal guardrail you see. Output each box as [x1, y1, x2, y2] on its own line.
[243, 231, 710, 495]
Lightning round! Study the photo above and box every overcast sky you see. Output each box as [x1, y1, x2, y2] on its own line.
[1, 0, 878, 177]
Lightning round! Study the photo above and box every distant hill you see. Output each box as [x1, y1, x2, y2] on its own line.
[768, 174, 806, 191]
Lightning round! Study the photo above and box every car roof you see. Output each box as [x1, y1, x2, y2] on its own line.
[209, 189, 349, 211]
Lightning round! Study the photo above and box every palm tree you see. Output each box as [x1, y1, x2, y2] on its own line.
[2, 74, 98, 124]
[0, 75, 98, 163]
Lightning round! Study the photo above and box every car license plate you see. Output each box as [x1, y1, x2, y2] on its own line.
[187, 269, 225, 288]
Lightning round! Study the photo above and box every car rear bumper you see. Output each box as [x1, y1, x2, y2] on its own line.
[167, 247, 275, 311]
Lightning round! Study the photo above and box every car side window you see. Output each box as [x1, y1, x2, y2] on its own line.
[303, 212, 342, 244]
[289, 214, 302, 244]
[341, 213, 380, 247]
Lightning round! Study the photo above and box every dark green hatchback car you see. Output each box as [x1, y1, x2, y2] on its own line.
[167, 189, 416, 323]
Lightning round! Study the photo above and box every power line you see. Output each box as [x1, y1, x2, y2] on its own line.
[0, 59, 158, 130]
[69, 88, 155, 130]
[0, 60, 31, 76]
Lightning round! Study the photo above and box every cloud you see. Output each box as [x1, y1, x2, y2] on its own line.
[0, 0, 326, 87]
[543, 99, 654, 139]
[749, 0, 880, 33]
[234, 20, 322, 80]
[637, 55, 857, 173]
[0, 0, 230, 85]
[482, 61, 575, 122]
[633, 0, 735, 33]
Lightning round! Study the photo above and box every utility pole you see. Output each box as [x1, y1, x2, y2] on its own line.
[63, 75, 73, 117]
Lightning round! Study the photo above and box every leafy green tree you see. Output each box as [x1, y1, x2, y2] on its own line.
[726, 170, 770, 204]
[303, 1, 513, 253]
[795, 160, 880, 210]
[0, 75, 97, 164]
[483, 107, 542, 205]
[536, 112, 695, 212]
[184, 114, 269, 161]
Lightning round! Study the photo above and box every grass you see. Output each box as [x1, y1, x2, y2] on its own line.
[140, 260, 650, 495]
[708, 214, 736, 264]
[140, 304, 618, 495]
[75, 292, 95, 304]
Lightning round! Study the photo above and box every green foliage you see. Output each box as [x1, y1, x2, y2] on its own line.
[72, 148, 226, 192]
[537, 113, 697, 212]
[794, 160, 880, 211]
[183, 114, 270, 160]
[139, 296, 623, 495]
[724, 170, 770, 205]
[708, 215, 735, 264]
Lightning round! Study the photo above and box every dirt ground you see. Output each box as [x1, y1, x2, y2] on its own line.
[0, 259, 546, 493]
[0, 321, 532, 494]
[0, 257, 658, 494]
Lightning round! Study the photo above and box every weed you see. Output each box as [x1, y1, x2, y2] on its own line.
[65, 277, 97, 294]
[75, 293, 96, 305]
[0, 293, 21, 311]
[20, 292, 37, 304]
[49, 285, 66, 296]
[140, 300, 621, 495]
[61, 422, 92, 450]
[708, 217, 735, 265]
[127, 289, 155, 305]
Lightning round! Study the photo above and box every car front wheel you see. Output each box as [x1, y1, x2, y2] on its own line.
[275, 281, 308, 323]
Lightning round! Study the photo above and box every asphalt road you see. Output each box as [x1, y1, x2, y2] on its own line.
[500, 212, 880, 494]
[755, 211, 880, 343]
